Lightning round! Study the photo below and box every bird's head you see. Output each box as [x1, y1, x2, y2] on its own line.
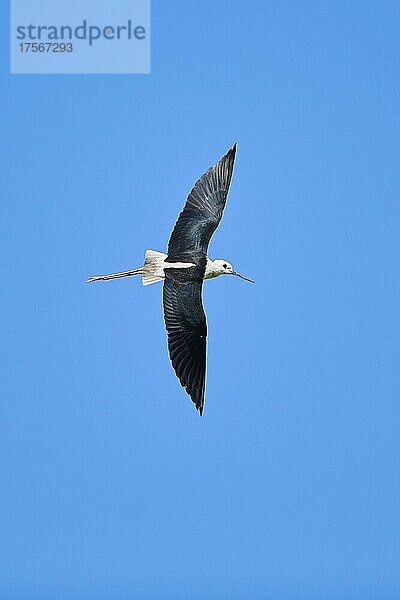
[213, 260, 255, 283]
[213, 259, 234, 275]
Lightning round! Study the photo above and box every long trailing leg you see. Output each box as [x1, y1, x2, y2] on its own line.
[86, 268, 142, 283]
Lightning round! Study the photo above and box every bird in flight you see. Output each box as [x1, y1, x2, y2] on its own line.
[87, 144, 254, 415]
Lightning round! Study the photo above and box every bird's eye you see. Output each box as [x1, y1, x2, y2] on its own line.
[223, 264, 227, 269]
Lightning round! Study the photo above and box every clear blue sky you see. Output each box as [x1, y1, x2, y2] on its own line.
[1, 2, 399, 598]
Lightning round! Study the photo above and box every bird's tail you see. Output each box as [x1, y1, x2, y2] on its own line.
[86, 268, 142, 283]
[141, 250, 167, 286]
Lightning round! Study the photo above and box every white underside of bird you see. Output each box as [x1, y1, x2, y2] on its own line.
[85, 250, 240, 286]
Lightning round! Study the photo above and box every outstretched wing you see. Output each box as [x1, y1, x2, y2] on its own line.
[163, 265, 207, 415]
[167, 144, 237, 260]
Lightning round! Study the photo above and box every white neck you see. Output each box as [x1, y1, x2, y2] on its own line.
[204, 259, 220, 280]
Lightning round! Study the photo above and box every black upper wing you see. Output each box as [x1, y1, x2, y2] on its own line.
[163, 262, 207, 415]
[167, 144, 237, 260]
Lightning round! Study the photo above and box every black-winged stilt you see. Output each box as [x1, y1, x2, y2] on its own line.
[87, 144, 254, 415]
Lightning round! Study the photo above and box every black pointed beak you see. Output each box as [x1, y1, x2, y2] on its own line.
[232, 271, 255, 284]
